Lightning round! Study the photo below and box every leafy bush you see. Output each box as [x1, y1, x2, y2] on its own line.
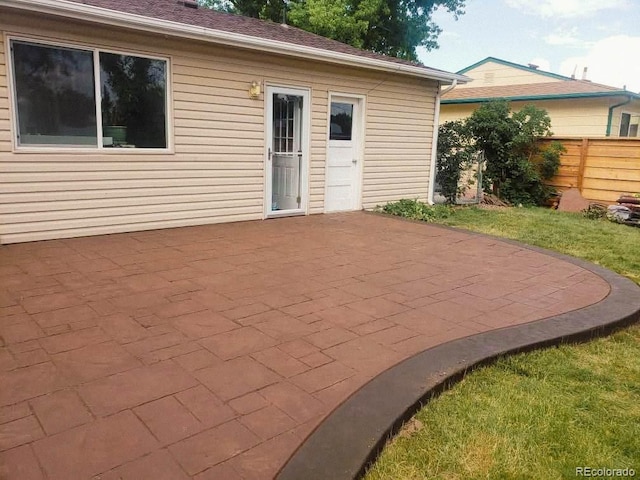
[435, 121, 476, 204]
[465, 101, 564, 206]
[582, 204, 607, 220]
[539, 140, 564, 180]
[434, 101, 564, 206]
[377, 199, 453, 221]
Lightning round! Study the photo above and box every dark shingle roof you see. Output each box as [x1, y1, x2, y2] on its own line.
[443, 80, 627, 101]
[442, 56, 636, 103]
[52, 0, 460, 80]
[441, 79, 640, 104]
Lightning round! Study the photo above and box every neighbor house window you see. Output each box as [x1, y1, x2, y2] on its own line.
[619, 112, 639, 137]
[10, 39, 168, 149]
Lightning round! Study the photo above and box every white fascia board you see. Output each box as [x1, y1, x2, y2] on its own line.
[4, 0, 469, 84]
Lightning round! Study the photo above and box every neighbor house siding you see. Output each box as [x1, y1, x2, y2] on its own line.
[439, 104, 474, 125]
[456, 62, 562, 89]
[0, 9, 437, 243]
[531, 98, 610, 137]
[440, 98, 623, 137]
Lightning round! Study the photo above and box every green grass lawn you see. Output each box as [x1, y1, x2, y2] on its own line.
[365, 205, 640, 480]
[436, 206, 640, 285]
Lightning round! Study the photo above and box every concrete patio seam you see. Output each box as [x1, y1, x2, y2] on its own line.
[276, 213, 640, 480]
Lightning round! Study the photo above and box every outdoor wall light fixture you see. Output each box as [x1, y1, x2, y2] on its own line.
[249, 81, 261, 98]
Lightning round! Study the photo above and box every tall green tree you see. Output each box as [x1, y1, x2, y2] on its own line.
[198, 0, 465, 61]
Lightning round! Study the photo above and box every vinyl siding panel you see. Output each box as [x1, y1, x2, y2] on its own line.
[0, 9, 437, 243]
[363, 81, 435, 209]
[457, 61, 563, 88]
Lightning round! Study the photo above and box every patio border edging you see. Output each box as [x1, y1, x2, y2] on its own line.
[276, 216, 640, 480]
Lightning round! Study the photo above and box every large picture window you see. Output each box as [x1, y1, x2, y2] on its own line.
[11, 42, 97, 146]
[10, 39, 168, 149]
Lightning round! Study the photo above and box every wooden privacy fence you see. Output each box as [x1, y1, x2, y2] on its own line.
[541, 137, 640, 203]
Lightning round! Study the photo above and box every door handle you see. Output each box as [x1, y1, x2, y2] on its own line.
[268, 148, 272, 161]
[352, 158, 358, 164]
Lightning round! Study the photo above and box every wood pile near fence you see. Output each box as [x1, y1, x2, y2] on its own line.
[541, 137, 640, 204]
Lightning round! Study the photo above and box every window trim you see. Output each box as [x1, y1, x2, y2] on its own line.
[6, 34, 173, 154]
[619, 111, 639, 138]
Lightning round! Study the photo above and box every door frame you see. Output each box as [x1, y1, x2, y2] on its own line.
[264, 84, 311, 219]
[324, 92, 366, 213]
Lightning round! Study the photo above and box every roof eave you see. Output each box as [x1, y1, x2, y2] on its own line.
[441, 91, 639, 104]
[4, 0, 468, 84]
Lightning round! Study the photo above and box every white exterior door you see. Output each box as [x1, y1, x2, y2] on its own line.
[266, 86, 309, 216]
[325, 96, 362, 212]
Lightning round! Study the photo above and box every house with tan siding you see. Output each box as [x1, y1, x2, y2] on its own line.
[440, 57, 640, 138]
[0, 0, 466, 244]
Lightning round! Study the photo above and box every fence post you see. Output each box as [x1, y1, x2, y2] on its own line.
[577, 138, 589, 191]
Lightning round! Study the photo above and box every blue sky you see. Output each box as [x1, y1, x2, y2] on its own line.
[418, 0, 640, 92]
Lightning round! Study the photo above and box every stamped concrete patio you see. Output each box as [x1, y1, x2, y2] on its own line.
[0, 212, 611, 479]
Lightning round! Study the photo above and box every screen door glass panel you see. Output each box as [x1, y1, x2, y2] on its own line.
[272, 93, 303, 211]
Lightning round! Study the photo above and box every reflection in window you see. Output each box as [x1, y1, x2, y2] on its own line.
[100, 53, 167, 148]
[330, 102, 353, 141]
[12, 41, 97, 146]
[10, 39, 168, 149]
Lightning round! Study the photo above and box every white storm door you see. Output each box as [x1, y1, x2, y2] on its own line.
[325, 96, 362, 212]
[266, 87, 308, 216]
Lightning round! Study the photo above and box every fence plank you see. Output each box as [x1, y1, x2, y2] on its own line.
[541, 137, 640, 203]
[577, 138, 588, 190]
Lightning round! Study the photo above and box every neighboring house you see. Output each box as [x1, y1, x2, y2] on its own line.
[0, 0, 466, 244]
[440, 57, 640, 138]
